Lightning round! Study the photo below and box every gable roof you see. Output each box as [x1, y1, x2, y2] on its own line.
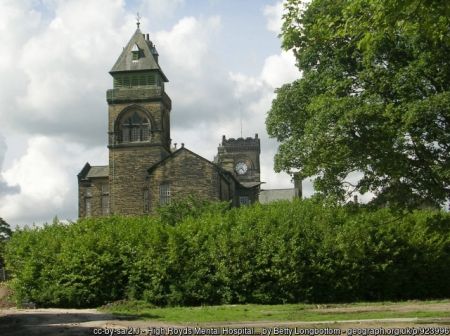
[78, 163, 108, 181]
[147, 147, 258, 189]
[110, 28, 168, 82]
[147, 147, 214, 173]
[87, 165, 109, 178]
[77, 163, 91, 180]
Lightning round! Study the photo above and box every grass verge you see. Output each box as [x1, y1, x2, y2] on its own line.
[100, 299, 450, 323]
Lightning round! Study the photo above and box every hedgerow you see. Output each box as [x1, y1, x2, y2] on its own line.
[5, 199, 450, 307]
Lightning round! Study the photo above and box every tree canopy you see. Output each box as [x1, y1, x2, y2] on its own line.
[266, 0, 450, 208]
[0, 217, 11, 241]
[0, 217, 12, 268]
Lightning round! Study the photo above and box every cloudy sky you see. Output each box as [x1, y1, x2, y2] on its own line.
[0, 0, 307, 227]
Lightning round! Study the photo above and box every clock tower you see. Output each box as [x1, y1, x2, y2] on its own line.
[216, 134, 261, 205]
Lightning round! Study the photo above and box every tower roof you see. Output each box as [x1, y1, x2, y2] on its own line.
[110, 28, 168, 82]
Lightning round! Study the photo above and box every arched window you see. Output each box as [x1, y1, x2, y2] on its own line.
[118, 110, 151, 143]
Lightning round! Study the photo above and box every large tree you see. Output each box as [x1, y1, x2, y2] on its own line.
[0, 217, 12, 268]
[267, 0, 450, 207]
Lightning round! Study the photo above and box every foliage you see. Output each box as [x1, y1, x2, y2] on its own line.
[0, 217, 12, 241]
[0, 217, 12, 268]
[4, 199, 450, 308]
[267, 0, 450, 208]
[157, 195, 230, 226]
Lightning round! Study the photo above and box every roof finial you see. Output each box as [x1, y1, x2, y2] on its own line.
[136, 12, 141, 28]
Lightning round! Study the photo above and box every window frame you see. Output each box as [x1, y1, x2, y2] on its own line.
[239, 196, 250, 206]
[143, 189, 150, 213]
[159, 183, 171, 206]
[117, 110, 151, 144]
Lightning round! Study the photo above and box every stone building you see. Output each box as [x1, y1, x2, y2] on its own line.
[259, 174, 302, 204]
[77, 25, 261, 218]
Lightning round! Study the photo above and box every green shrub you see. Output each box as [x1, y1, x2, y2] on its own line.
[4, 199, 450, 307]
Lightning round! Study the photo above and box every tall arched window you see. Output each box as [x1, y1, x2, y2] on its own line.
[118, 110, 151, 143]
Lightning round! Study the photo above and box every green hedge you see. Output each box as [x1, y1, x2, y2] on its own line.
[5, 199, 450, 307]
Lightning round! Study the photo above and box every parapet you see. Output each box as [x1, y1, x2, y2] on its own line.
[220, 134, 260, 151]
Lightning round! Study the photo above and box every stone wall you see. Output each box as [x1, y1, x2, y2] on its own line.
[109, 145, 167, 215]
[107, 101, 170, 151]
[216, 135, 261, 184]
[148, 149, 228, 210]
[78, 177, 109, 218]
[107, 93, 171, 215]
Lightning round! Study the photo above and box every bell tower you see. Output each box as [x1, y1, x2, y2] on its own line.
[107, 24, 171, 215]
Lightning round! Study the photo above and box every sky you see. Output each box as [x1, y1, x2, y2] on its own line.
[0, 0, 309, 227]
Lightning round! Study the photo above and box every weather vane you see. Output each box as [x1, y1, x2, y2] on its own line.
[136, 12, 141, 28]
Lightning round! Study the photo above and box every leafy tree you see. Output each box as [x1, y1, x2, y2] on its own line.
[157, 195, 230, 226]
[5, 202, 450, 307]
[0, 217, 12, 268]
[267, 0, 450, 208]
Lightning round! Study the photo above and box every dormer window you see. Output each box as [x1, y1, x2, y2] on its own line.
[131, 44, 140, 61]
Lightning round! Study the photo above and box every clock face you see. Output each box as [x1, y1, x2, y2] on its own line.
[235, 161, 248, 175]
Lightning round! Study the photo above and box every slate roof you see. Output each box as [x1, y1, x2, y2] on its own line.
[86, 165, 109, 178]
[240, 181, 263, 188]
[110, 28, 168, 82]
[147, 147, 258, 189]
[78, 163, 109, 180]
[147, 147, 214, 173]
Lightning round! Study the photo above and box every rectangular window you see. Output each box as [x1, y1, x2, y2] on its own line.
[114, 76, 123, 88]
[85, 187, 92, 197]
[102, 195, 110, 215]
[239, 196, 250, 206]
[143, 189, 150, 213]
[123, 77, 130, 88]
[159, 183, 170, 205]
[131, 75, 139, 87]
[141, 127, 149, 141]
[131, 127, 140, 142]
[85, 198, 92, 217]
[139, 75, 146, 86]
[102, 184, 109, 195]
[122, 127, 130, 142]
[102, 196, 109, 214]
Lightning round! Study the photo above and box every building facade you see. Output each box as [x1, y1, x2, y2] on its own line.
[77, 26, 261, 218]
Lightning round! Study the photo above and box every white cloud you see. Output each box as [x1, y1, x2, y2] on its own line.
[228, 8, 301, 189]
[153, 15, 241, 132]
[0, 133, 20, 197]
[263, 1, 284, 35]
[0, 136, 106, 226]
[0, 0, 130, 145]
[0, 0, 306, 227]
[261, 50, 300, 88]
[155, 16, 221, 74]
[139, 0, 185, 22]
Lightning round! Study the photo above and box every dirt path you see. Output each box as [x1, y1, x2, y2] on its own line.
[1, 305, 450, 336]
[0, 308, 179, 336]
